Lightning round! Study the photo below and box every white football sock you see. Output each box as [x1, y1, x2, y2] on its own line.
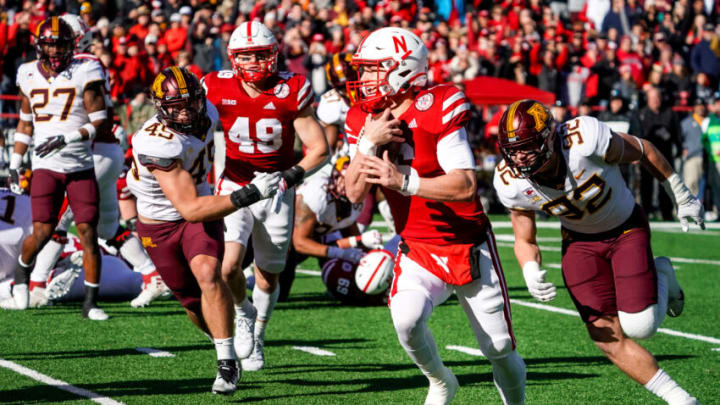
[119, 236, 155, 274]
[30, 240, 63, 283]
[214, 337, 236, 361]
[252, 286, 279, 337]
[391, 290, 445, 379]
[491, 351, 526, 405]
[234, 297, 254, 317]
[644, 368, 696, 405]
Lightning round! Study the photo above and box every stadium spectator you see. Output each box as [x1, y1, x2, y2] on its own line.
[680, 98, 708, 198]
[690, 23, 720, 86]
[636, 87, 681, 221]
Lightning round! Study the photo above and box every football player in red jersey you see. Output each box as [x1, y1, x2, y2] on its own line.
[494, 99, 702, 405]
[344, 28, 526, 405]
[203, 21, 329, 371]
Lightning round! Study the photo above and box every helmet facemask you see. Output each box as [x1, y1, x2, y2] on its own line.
[229, 45, 278, 83]
[38, 38, 74, 72]
[499, 124, 557, 178]
[346, 58, 399, 112]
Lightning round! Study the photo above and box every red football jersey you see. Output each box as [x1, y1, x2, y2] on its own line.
[346, 84, 489, 245]
[203, 70, 314, 185]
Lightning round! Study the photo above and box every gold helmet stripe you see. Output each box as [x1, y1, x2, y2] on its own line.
[51, 16, 59, 38]
[505, 100, 523, 139]
[152, 73, 166, 98]
[170, 66, 188, 96]
[333, 54, 345, 80]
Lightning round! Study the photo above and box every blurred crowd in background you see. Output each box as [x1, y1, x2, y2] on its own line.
[1, 0, 720, 220]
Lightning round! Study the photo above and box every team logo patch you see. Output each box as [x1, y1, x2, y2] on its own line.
[415, 93, 434, 111]
[523, 187, 542, 203]
[141, 237, 157, 248]
[274, 83, 290, 99]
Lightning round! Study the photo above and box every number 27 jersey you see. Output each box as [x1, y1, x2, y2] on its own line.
[202, 70, 314, 185]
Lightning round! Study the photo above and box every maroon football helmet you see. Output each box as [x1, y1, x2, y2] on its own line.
[150, 67, 207, 134]
[321, 258, 386, 306]
[325, 53, 359, 102]
[497, 99, 557, 177]
[34, 16, 75, 73]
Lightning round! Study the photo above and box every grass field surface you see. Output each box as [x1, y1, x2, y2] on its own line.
[1, 215, 718, 404]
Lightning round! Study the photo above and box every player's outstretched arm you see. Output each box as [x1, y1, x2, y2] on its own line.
[510, 209, 556, 302]
[606, 131, 705, 231]
[293, 106, 330, 179]
[9, 93, 33, 192]
[153, 164, 281, 223]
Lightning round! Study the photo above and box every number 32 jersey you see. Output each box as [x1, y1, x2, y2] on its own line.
[202, 70, 314, 185]
[493, 116, 635, 234]
[126, 103, 218, 222]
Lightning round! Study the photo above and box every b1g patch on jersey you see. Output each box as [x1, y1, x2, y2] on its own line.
[523, 187, 542, 203]
[415, 93, 434, 111]
[274, 83, 290, 99]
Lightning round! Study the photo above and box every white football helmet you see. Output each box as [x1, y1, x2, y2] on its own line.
[61, 13, 92, 54]
[354, 249, 395, 295]
[347, 27, 428, 111]
[227, 21, 278, 82]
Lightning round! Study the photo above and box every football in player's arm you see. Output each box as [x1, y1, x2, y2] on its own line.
[344, 27, 526, 405]
[494, 99, 701, 405]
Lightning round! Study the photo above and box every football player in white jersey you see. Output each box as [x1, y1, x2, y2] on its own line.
[5, 17, 109, 320]
[127, 67, 281, 395]
[493, 99, 702, 405]
[345, 28, 526, 405]
[203, 21, 329, 371]
[279, 153, 382, 300]
[28, 13, 168, 310]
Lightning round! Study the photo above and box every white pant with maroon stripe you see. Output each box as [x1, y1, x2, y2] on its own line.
[390, 234, 516, 360]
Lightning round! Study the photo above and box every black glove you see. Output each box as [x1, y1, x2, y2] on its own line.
[35, 135, 67, 157]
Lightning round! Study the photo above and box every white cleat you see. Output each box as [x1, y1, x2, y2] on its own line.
[241, 334, 265, 371]
[130, 275, 171, 308]
[212, 359, 240, 395]
[655, 256, 684, 317]
[424, 367, 459, 405]
[0, 284, 29, 310]
[46, 252, 83, 301]
[29, 287, 49, 308]
[83, 307, 109, 321]
[234, 305, 257, 359]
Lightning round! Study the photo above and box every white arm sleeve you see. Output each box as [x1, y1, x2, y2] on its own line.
[436, 128, 475, 173]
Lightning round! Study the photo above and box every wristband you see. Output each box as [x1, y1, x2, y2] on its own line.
[230, 184, 262, 208]
[19, 111, 33, 122]
[9, 153, 22, 170]
[64, 130, 84, 143]
[400, 171, 420, 196]
[14, 132, 31, 145]
[357, 136, 377, 156]
[88, 110, 108, 122]
[281, 165, 305, 189]
[347, 235, 361, 248]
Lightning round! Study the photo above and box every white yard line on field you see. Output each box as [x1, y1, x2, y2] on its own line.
[135, 347, 175, 358]
[0, 359, 124, 405]
[446, 345, 485, 357]
[510, 299, 720, 345]
[292, 346, 336, 356]
[297, 269, 322, 276]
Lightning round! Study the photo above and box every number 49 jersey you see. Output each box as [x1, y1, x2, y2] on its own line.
[202, 70, 314, 185]
[126, 104, 217, 222]
[493, 116, 635, 234]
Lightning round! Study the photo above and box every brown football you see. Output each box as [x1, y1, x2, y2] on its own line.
[372, 111, 409, 163]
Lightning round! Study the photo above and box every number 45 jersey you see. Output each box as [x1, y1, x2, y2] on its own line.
[126, 104, 218, 222]
[202, 70, 314, 185]
[493, 116, 635, 234]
